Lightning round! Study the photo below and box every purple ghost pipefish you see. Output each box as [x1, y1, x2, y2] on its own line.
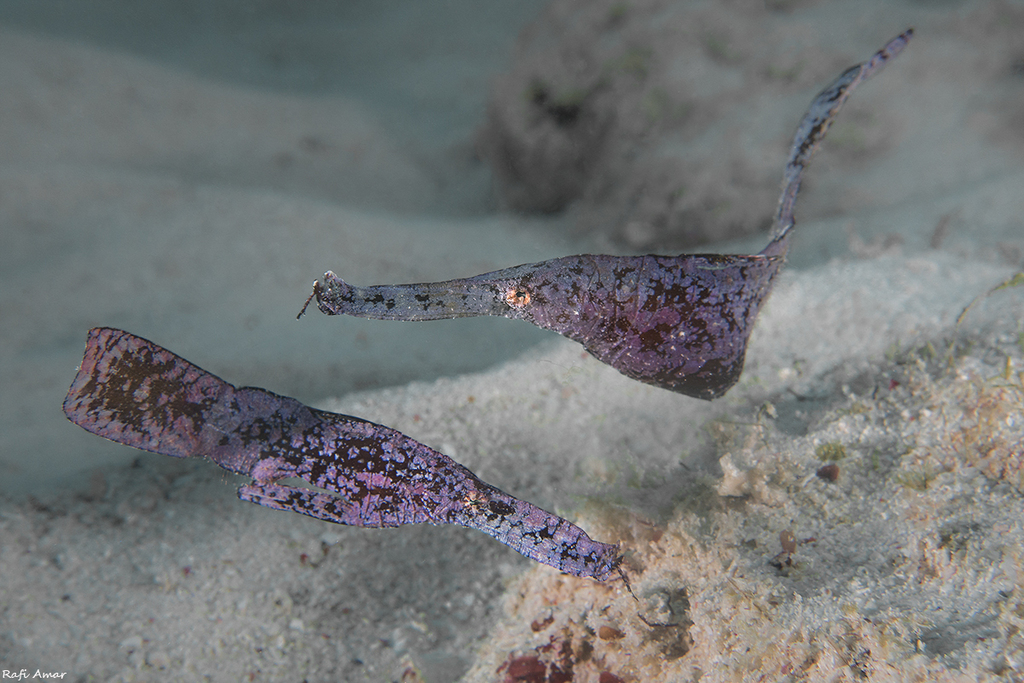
[63, 327, 620, 580]
[300, 31, 912, 400]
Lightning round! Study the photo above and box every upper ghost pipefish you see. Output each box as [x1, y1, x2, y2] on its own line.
[63, 327, 621, 581]
[299, 31, 913, 400]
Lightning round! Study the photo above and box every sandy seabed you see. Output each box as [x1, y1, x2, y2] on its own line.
[1, 1, 1023, 681]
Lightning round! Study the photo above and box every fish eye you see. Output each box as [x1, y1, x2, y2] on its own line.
[462, 490, 487, 509]
[504, 287, 531, 309]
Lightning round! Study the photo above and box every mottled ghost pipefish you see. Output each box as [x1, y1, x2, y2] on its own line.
[63, 328, 621, 580]
[300, 30, 913, 400]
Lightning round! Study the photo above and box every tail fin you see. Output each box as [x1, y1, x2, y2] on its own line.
[764, 29, 913, 258]
[63, 327, 231, 460]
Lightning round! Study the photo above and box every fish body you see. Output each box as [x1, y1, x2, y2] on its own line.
[63, 327, 620, 580]
[313, 252, 778, 399]
[303, 31, 913, 399]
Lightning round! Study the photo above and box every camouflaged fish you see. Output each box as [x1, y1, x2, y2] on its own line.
[63, 327, 621, 580]
[301, 30, 913, 400]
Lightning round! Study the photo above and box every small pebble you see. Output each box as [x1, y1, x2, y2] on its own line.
[816, 463, 840, 482]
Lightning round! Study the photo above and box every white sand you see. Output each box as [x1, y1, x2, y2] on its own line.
[1, 2, 1022, 681]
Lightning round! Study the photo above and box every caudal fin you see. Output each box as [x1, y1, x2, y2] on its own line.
[63, 327, 230, 460]
[764, 29, 913, 258]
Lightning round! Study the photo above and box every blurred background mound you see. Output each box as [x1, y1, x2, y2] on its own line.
[477, 0, 1024, 251]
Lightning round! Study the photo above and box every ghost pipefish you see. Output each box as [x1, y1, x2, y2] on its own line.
[63, 327, 621, 580]
[300, 31, 912, 400]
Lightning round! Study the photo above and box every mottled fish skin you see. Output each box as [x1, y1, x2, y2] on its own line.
[302, 30, 912, 400]
[63, 327, 621, 581]
[311, 252, 777, 399]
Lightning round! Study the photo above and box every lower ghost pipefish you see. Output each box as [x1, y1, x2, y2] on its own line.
[300, 31, 912, 400]
[63, 327, 621, 581]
